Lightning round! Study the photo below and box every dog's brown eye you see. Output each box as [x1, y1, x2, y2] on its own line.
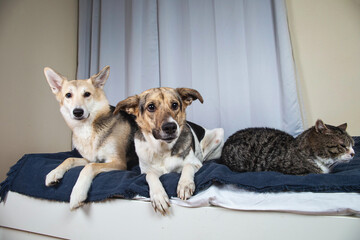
[171, 102, 179, 110]
[65, 93, 72, 98]
[147, 104, 155, 112]
[84, 92, 91, 98]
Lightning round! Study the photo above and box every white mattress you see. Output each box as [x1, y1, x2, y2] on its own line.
[1, 189, 360, 240]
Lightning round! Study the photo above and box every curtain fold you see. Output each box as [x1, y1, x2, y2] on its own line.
[78, 0, 160, 105]
[78, 0, 304, 139]
[272, 0, 304, 136]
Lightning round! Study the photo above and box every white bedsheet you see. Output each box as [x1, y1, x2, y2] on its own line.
[136, 184, 360, 216]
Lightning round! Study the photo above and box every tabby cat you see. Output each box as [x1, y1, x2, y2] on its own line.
[221, 120, 355, 175]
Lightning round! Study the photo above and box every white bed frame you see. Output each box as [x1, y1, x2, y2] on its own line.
[1, 191, 360, 240]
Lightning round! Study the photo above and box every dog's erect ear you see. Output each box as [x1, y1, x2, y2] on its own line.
[44, 67, 66, 94]
[91, 66, 110, 89]
[176, 88, 204, 107]
[114, 95, 140, 116]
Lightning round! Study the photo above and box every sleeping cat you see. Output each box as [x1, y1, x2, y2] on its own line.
[221, 120, 355, 175]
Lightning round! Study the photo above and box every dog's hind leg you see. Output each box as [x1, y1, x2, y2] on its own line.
[45, 157, 89, 186]
[146, 171, 171, 215]
[69, 160, 126, 210]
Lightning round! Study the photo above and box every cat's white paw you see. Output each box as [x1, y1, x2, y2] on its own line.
[177, 178, 195, 200]
[45, 169, 65, 186]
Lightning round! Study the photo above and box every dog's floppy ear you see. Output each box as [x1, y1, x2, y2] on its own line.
[44, 67, 66, 94]
[114, 95, 140, 116]
[91, 65, 110, 89]
[176, 88, 204, 107]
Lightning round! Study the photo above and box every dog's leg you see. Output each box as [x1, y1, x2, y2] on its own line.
[45, 157, 89, 186]
[177, 150, 202, 200]
[177, 163, 201, 200]
[69, 160, 126, 210]
[146, 171, 171, 215]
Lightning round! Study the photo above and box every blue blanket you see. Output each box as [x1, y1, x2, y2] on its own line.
[1, 137, 360, 203]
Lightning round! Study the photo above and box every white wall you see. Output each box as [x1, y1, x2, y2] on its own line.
[286, 0, 360, 135]
[0, 0, 78, 181]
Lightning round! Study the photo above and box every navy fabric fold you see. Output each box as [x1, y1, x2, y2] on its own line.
[1, 137, 360, 203]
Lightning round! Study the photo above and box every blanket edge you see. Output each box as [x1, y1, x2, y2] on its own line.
[0, 154, 28, 202]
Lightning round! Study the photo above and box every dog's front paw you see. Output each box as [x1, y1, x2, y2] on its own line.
[150, 188, 171, 215]
[177, 178, 195, 200]
[69, 184, 88, 210]
[45, 169, 65, 186]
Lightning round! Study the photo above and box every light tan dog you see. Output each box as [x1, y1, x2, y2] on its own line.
[44, 66, 137, 210]
[114, 87, 223, 214]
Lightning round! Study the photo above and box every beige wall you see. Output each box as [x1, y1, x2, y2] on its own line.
[286, 0, 360, 136]
[0, 0, 78, 181]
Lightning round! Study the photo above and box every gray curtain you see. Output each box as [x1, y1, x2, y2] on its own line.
[78, 0, 304, 139]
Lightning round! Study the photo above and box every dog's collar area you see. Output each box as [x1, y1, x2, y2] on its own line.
[186, 121, 206, 154]
[186, 121, 205, 142]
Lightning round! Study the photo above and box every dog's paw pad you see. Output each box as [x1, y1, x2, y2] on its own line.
[150, 190, 171, 215]
[47, 180, 60, 186]
[45, 170, 64, 186]
[177, 180, 195, 200]
[69, 185, 88, 210]
[69, 193, 87, 210]
[69, 200, 85, 210]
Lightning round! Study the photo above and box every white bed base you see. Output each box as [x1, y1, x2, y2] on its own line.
[1, 191, 360, 240]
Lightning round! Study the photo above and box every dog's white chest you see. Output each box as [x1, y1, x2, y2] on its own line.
[72, 123, 96, 161]
[135, 139, 184, 175]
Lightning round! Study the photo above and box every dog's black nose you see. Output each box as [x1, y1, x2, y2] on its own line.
[162, 122, 177, 135]
[73, 108, 84, 118]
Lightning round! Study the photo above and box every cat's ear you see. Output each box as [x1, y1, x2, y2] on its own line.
[315, 119, 328, 133]
[337, 123, 347, 131]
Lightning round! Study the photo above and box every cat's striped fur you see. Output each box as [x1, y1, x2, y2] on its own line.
[221, 120, 355, 175]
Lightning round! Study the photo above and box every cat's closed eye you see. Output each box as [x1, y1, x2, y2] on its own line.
[327, 145, 338, 148]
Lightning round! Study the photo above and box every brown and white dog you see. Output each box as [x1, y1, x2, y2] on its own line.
[114, 87, 223, 214]
[44, 66, 137, 210]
